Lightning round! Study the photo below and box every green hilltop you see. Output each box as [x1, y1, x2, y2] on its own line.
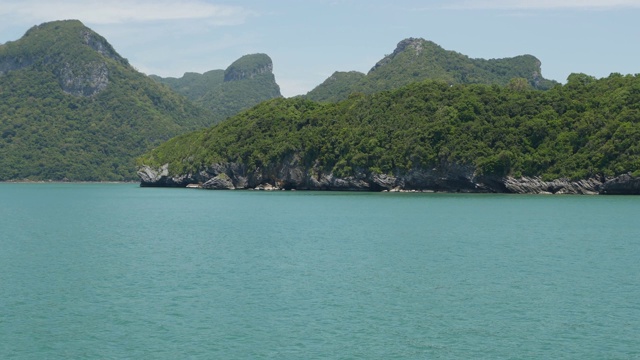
[0, 20, 212, 181]
[139, 73, 640, 188]
[3, 21, 638, 188]
[151, 53, 281, 123]
[306, 38, 558, 102]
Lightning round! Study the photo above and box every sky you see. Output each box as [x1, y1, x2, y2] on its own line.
[1, 0, 639, 97]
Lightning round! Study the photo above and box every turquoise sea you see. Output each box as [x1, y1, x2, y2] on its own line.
[1, 183, 639, 359]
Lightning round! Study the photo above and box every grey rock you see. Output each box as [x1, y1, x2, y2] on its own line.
[82, 30, 126, 64]
[504, 176, 603, 194]
[601, 174, 640, 195]
[202, 174, 235, 190]
[223, 54, 274, 82]
[139, 158, 640, 195]
[137, 164, 169, 185]
[138, 164, 199, 187]
[57, 61, 109, 97]
[370, 173, 398, 190]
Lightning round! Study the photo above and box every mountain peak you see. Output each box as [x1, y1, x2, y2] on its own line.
[393, 37, 437, 56]
[0, 20, 212, 181]
[152, 53, 281, 123]
[13, 20, 128, 65]
[306, 37, 557, 102]
[369, 38, 441, 73]
[0, 20, 129, 97]
[224, 53, 273, 82]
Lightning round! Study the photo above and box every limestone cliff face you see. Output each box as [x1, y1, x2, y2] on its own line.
[56, 61, 109, 97]
[223, 53, 274, 82]
[81, 29, 126, 64]
[137, 160, 497, 191]
[138, 159, 640, 195]
[1, 53, 110, 97]
[503, 177, 603, 195]
[600, 174, 640, 195]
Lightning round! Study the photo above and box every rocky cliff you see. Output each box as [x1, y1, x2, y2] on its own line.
[223, 54, 274, 82]
[137, 160, 640, 195]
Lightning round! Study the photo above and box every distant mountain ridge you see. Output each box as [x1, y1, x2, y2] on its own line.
[0, 20, 212, 181]
[306, 38, 558, 102]
[151, 53, 281, 123]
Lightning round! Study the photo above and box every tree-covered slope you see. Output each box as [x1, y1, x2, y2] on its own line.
[152, 53, 281, 123]
[139, 73, 640, 190]
[0, 20, 212, 181]
[306, 38, 558, 102]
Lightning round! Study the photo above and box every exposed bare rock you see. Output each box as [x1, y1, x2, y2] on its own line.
[139, 161, 502, 192]
[57, 61, 109, 97]
[371, 173, 398, 190]
[504, 177, 602, 194]
[1, 55, 111, 96]
[202, 173, 235, 190]
[82, 30, 127, 65]
[601, 174, 640, 195]
[137, 164, 169, 185]
[223, 53, 274, 82]
[138, 164, 202, 187]
[139, 159, 640, 195]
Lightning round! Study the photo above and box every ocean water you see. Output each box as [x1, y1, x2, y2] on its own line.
[1, 183, 639, 359]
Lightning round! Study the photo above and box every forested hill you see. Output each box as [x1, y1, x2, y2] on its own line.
[306, 38, 558, 102]
[0, 20, 212, 181]
[138, 73, 640, 194]
[151, 54, 281, 123]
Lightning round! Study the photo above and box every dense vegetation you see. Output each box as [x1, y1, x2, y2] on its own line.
[0, 20, 212, 181]
[4, 22, 638, 183]
[150, 70, 224, 101]
[306, 38, 558, 102]
[152, 54, 281, 123]
[140, 73, 640, 181]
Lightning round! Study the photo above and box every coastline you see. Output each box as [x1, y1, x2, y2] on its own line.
[137, 163, 640, 195]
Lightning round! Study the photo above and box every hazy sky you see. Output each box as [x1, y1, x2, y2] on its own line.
[1, 0, 639, 97]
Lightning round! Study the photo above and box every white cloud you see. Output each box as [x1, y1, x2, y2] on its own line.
[446, 0, 640, 10]
[0, 0, 252, 25]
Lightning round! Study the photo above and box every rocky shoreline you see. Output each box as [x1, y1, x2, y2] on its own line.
[137, 160, 640, 195]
